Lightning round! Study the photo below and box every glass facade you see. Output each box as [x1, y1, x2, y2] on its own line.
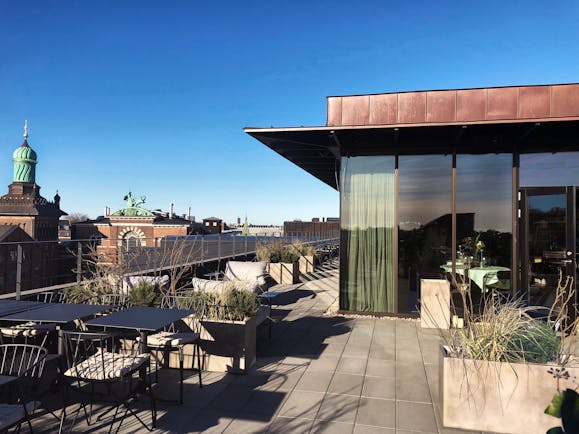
[520, 152, 579, 187]
[398, 156, 452, 314]
[340, 156, 395, 312]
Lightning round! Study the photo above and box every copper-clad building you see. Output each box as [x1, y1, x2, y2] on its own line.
[246, 84, 579, 315]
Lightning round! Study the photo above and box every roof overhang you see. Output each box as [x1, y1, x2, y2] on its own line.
[245, 118, 579, 190]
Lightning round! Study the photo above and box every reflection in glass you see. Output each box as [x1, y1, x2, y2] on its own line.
[398, 156, 451, 314]
[527, 192, 567, 307]
[520, 153, 579, 187]
[456, 154, 512, 294]
[340, 156, 395, 312]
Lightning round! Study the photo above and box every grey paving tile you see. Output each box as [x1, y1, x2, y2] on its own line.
[277, 390, 325, 419]
[396, 377, 431, 403]
[307, 354, 341, 372]
[267, 416, 314, 433]
[327, 373, 364, 396]
[365, 359, 396, 378]
[369, 346, 396, 360]
[316, 393, 360, 423]
[295, 371, 334, 392]
[356, 397, 396, 428]
[353, 425, 395, 433]
[256, 369, 305, 392]
[337, 356, 368, 375]
[210, 383, 255, 412]
[343, 344, 371, 358]
[223, 415, 272, 433]
[311, 420, 354, 433]
[396, 401, 437, 433]
[362, 376, 395, 400]
[242, 389, 289, 416]
[179, 409, 236, 433]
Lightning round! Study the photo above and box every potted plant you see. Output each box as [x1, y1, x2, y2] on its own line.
[257, 241, 300, 284]
[161, 284, 267, 374]
[128, 281, 161, 307]
[438, 272, 578, 434]
[292, 241, 317, 275]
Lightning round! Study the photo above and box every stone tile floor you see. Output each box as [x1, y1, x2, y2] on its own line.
[32, 260, 499, 433]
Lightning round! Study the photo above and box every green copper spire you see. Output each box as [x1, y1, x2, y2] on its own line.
[13, 121, 37, 183]
[242, 215, 249, 236]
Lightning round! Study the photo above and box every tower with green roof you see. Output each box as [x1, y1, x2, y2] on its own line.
[13, 120, 37, 183]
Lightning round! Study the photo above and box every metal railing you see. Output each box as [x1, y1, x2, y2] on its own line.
[0, 233, 339, 300]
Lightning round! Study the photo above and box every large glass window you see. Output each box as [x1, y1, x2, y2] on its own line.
[456, 154, 512, 294]
[398, 156, 452, 314]
[520, 152, 579, 187]
[340, 156, 395, 312]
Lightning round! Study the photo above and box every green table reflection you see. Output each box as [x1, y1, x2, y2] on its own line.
[441, 262, 510, 291]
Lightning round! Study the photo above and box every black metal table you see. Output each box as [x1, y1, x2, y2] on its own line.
[84, 306, 195, 352]
[0, 300, 46, 317]
[0, 303, 112, 324]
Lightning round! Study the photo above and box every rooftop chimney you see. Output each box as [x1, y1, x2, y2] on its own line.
[187, 207, 191, 221]
[169, 203, 174, 219]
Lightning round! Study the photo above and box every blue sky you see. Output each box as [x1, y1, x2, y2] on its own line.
[1, 1, 578, 224]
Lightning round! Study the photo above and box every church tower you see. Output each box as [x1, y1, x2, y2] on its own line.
[0, 122, 66, 240]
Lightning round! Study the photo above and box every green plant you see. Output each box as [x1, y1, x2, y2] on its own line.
[129, 281, 161, 307]
[187, 284, 260, 322]
[280, 246, 300, 263]
[445, 299, 559, 363]
[545, 389, 579, 433]
[64, 283, 106, 304]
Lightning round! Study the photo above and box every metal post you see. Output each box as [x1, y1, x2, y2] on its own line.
[245, 235, 248, 260]
[232, 234, 236, 257]
[218, 234, 222, 262]
[201, 236, 204, 265]
[76, 241, 82, 283]
[16, 244, 22, 300]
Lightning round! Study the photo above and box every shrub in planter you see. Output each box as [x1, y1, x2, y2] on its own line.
[257, 241, 300, 284]
[128, 281, 161, 307]
[439, 271, 577, 434]
[64, 283, 107, 304]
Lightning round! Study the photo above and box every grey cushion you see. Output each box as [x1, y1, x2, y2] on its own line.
[191, 277, 228, 294]
[224, 261, 267, 292]
[146, 331, 200, 348]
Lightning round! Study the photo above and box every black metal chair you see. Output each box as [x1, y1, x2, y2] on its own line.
[142, 294, 205, 404]
[0, 344, 47, 433]
[0, 322, 56, 348]
[35, 291, 66, 304]
[58, 330, 156, 433]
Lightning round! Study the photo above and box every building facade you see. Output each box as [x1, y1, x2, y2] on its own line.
[247, 83, 579, 315]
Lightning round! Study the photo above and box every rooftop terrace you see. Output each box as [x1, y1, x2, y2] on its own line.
[31, 260, 491, 434]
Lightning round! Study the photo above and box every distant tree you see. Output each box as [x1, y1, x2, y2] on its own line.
[67, 212, 89, 224]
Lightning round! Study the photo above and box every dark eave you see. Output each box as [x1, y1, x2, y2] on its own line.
[245, 118, 579, 191]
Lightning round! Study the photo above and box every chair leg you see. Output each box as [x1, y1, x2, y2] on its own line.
[179, 348, 184, 405]
[195, 343, 203, 388]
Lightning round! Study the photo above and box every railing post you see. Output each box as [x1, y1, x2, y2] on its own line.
[201, 236, 204, 265]
[218, 234, 222, 262]
[245, 235, 248, 260]
[76, 241, 82, 283]
[232, 234, 236, 257]
[16, 244, 22, 300]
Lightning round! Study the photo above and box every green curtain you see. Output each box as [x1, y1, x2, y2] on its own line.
[340, 156, 395, 312]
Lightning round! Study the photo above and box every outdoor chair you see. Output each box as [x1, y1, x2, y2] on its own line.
[58, 330, 155, 433]
[99, 293, 130, 311]
[140, 294, 205, 404]
[0, 322, 56, 348]
[35, 291, 66, 304]
[0, 344, 47, 433]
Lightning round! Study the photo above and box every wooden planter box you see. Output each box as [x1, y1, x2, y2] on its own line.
[151, 306, 267, 374]
[440, 348, 578, 434]
[268, 262, 299, 284]
[298, 255, 316, 275]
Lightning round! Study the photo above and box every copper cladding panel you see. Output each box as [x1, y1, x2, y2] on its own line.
[341, 95, 370, 125]
[456, 89, 486, 121]
[369, 93, 397, 124]
[427, 90, 456, 123]
[487, 87, 518, 120]
[398, 92, 426, 123]
[519, 86, 550, 119]
[552, 84, 579, 117]
[327, 97, 342, 126]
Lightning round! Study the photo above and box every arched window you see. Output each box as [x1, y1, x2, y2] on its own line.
[123, 231, 142, 251]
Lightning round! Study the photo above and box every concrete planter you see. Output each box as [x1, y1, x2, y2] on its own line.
[152, 306, 267, 374]
[267, 262, 299, 284]
[420, 279, 450, 329]
[440, 349, 577, 434]
[298, 255, 316, 275]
